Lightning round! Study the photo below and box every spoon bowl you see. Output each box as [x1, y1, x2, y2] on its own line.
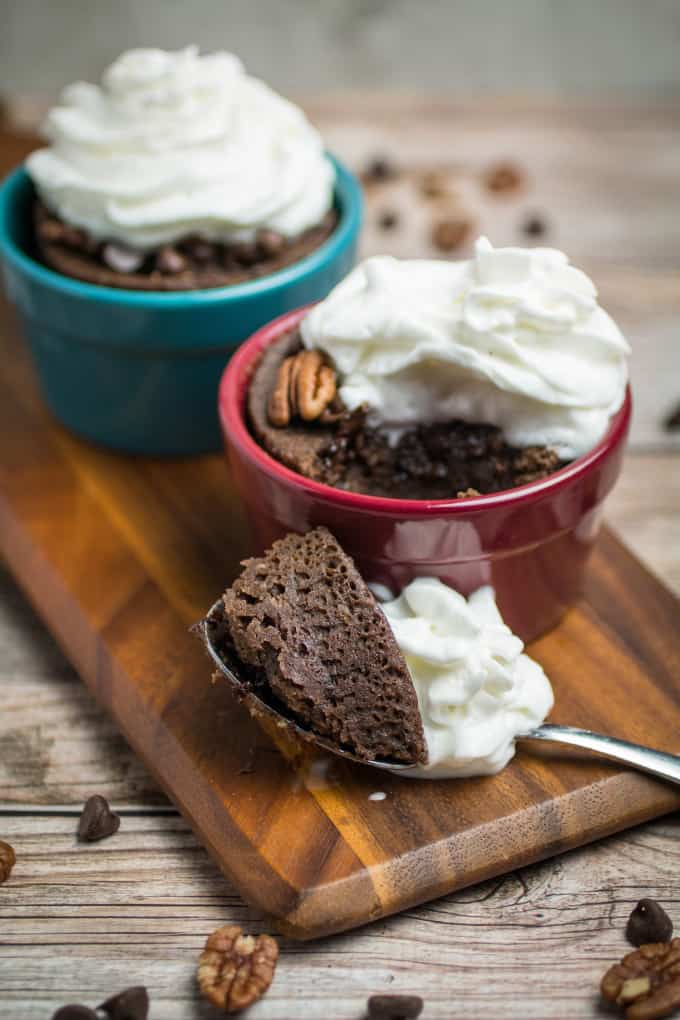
[200, 600, 416, 771]
[200, 601, 680, 785]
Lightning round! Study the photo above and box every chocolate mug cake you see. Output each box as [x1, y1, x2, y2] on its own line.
[247, 238, 631, 500]
[26, 46, 338, 290]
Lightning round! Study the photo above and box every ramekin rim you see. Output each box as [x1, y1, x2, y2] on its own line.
[0, 156, 362, 307]
[218, 304, 632, 515]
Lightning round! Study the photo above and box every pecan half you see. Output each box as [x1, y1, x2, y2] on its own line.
[0, 840, 16, 883]
[197, 924, 278, 1013]
[267, 349, 337, 427]
[601, 939, 680, 1019]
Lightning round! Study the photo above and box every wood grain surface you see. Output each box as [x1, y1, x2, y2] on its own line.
[0, 811, 677, 1020]
[1, 100, 679, 1015]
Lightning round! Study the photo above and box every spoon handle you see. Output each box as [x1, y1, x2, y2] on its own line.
[521, 724, 680, 786]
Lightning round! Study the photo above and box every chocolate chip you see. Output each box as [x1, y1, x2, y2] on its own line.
[378, 209, 399, 230]
[232, 241, 259, 266]
[522, 213, 547, 238]
[368, 994, 424, 1019]
[156, 245, 187, 275]
[51, 1007, 98, 1020]
[431, 216, 472, 252]
[257, 229, 285, 258]
[38, 217, 68, 243]
[626, 899, 674, 947]
[664, 402, 680, 431]
[101, 243, 144, 274]
[184, 238, 216, 263]
[485, 161, 524, 194]
[364, 156, 396, 182]
[77, 795, 120, 842]
[99, 986, 149, 1020]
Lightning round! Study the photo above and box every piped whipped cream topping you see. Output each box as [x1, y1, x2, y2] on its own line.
[26, 46, 335, 250]
[378, 579, 554, 778]
[301, 239, 630, 460]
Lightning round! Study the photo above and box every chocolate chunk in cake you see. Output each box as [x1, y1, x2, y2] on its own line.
[218, 527, 427, 765]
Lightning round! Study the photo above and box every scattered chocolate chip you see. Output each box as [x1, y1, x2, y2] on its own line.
[51, 1007, 98, 1020]
[156, 245, 187, 275]
[627, 899, 674, 947]
[0, 840, 16, 883]
[522, 213, 547, 238]
[419, 171, 448, 199]
[368, 993, 424, 1019]
[431, 216, 472, 252]
[663, 402, 680, 431]
[99, 986, 149, 1020]
[257, 229, 286, 258]
[378, 209, 399, 231]
[364, 156, 396, 183]
[101, 243, 144, 275]
[77, 795, 120, 842]
[485, 161, 524, 194]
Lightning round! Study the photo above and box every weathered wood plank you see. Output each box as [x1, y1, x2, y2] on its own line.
[0, 813, 678, 1019]
[0, 562, 164, 806]
[606, 453, 680, 596]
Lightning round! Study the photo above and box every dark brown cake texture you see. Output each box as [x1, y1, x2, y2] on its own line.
[214, 527, 427, 766]
[248, 331, 565, 500]
[33, 202, 338, 292]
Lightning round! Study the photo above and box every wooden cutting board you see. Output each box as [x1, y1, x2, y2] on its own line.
[0, 292, 679, 941]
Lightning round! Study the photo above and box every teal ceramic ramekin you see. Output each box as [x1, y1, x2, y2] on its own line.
[0, 159, 362, 455]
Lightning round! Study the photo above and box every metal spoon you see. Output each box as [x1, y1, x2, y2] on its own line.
[200, 603, 680, 786]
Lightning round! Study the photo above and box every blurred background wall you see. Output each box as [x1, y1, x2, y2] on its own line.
[2, 0, 680, 101]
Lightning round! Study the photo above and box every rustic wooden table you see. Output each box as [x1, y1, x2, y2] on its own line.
[1, 99, 679, 1019]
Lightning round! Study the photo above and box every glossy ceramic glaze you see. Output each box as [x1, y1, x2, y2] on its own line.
[218, 306, 632, 641]
[0, 161, 362, 455]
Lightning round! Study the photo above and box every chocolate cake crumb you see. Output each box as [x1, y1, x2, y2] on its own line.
[219, 528, 427, 765]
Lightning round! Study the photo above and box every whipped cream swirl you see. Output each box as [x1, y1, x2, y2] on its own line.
[302, 239, 630, 459]
[378, 579, 554, 778]
[26, 46, 335, 250]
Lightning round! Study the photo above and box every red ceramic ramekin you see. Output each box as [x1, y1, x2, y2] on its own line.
[218, 306, 632, 642]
